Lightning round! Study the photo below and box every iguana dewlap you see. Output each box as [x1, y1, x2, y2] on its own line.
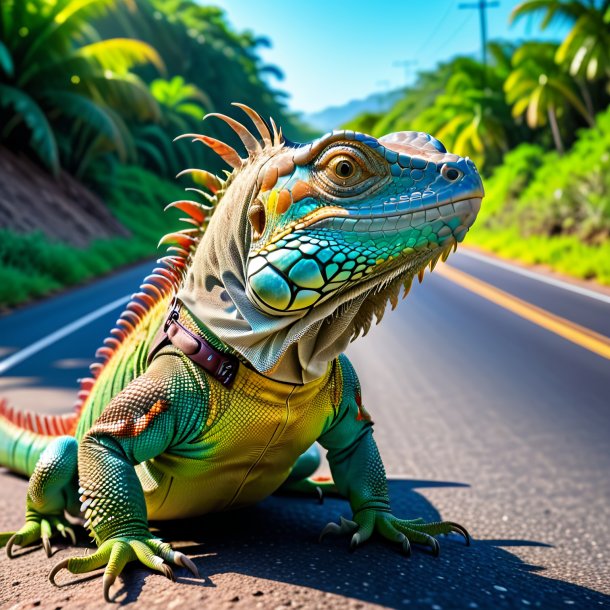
[0, 104, 483, 602]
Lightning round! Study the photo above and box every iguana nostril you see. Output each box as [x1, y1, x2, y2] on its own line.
[248, 199, 266, 240]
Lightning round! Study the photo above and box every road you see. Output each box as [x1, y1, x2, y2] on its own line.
[0, 250, 609, 610]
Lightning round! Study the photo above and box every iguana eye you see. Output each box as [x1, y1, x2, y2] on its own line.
[316, 148, 370, 189]
[325, 154, 365, 185]
[310, 143, 388, 199]
[334, 159, 355, 179]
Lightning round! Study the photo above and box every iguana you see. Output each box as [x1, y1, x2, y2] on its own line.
[0, 104, 483, 602]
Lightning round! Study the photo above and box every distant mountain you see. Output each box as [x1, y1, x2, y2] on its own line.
[302, 89, 404, 133]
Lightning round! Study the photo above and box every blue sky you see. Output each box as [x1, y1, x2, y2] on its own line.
[213, 1, 569, 114]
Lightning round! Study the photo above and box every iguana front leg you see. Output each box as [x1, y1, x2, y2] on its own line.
[318, 357, 470, 556]
[50, 353, 201, 602]
[1, 436, 79, 557]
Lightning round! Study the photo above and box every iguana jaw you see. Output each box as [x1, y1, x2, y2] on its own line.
[245, 192, 481, 317]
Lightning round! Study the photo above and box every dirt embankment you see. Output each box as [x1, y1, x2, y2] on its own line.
[0, 147, 129, 246]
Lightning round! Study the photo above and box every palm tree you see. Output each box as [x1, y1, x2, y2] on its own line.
[133, 76, 209, 176]
[511, 1, 610, 83]
[415, 74, 511, 170]
[0, 0, 163, 175]
[505, 42, 593, 153]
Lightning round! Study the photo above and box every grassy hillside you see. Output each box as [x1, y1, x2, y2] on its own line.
[0, 166, 184, 307]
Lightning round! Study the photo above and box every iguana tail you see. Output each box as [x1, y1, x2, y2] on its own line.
[0, 399, 76, 476]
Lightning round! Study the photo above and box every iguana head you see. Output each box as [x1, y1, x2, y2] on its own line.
[174, 104, 484, 381]
[243, 126, 483, 316]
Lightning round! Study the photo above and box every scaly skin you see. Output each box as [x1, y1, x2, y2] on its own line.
[0, 104, 482, 602]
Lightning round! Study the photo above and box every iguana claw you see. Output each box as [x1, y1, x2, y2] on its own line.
[49, 558, 70, 586]
[446, 521, 471, 546]
[2, 515, 76, 558]
[320, 510, 470, 557]
[6, 533, 22, 559]
[319, 516, 358, 542]
[49, 536, 198, 602]
[173, 551, 200, 577]
[398, 533, 411, 557]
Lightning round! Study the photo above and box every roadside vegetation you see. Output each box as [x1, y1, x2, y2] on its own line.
[345, 0, 610, 285]
[0, 166, 184, 306]
[0, 0, 313, 307]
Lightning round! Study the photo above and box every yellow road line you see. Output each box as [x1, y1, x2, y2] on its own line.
[436, 264, 610, 361]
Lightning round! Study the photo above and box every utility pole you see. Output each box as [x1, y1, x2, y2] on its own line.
[458, 0, 499, 71]
[375, 80, 391, 111]
[392, 60, 418, 86]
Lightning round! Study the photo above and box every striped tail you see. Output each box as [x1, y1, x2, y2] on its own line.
[0, 399, 78, 477]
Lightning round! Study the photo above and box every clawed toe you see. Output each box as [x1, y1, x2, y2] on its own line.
[446, 521, 471, 546]
[320, 511, 471, 559]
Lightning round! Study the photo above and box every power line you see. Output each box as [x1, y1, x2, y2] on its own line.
[458, 0, 500, 69]
[412, 0, 457, 61]
[392, 60, 418, 86]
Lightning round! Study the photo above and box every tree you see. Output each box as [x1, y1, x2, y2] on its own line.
[511, 1, 610, 84]
[505, 41, 593, 153]
[133, 76, 209, 175]
[413, 59, 513, 171]
[0, 0, 163, 175]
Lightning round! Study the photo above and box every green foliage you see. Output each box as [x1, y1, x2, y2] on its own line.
[479, 105, 610, 241]
[0, 165, 185, 307]
[0, 0, 163, 176]
[476, 143, 546, 222]
[467, 105, 610, 285]
[506, 41, 593, 153]
[511, 0, 610, 82]
[467, 227, 610, 285]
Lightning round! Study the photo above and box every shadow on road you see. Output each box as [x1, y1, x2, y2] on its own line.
[134, 479, 608, 609]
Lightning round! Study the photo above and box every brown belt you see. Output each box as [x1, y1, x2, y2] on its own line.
[148, 298, 239, 388]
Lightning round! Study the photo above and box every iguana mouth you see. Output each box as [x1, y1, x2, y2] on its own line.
[258, 195, 481, 254]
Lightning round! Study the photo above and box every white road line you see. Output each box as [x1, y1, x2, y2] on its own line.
[459, 249, 610, 305]
[0, 295, 130, 375]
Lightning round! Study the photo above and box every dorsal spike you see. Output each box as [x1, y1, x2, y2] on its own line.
[165, 200, 208, 222]
[179, 217, 202, 228]
[184, 188, 215, 204]
[232, 102, 272, 147]
[176, 168, 222, 194]
[269, 117, 282, 146]
[183, 188, 215, 205]
[158, 232, 197, 249]
[204, 112, 262, 156]
[175, 133, 243, 169]
[141, 281, 165, 300]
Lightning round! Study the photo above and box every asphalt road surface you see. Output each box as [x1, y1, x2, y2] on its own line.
[0, 250, 609, 610]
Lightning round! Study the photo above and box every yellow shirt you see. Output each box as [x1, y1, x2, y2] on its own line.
[137, 356, 342, 520]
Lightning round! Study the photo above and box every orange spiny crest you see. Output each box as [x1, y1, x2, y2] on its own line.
[176, 133, 243, 169]
[126, 301, 148, 317]
[184, 188, 216, 205]
[176, 169, 223, 194]
[158, 232, 197, 249]
[165, 199, 208, 223]
[141, 281, 165, 299]
[95, 346, 114, 361]
[133, 292, 156, 308]
[231, 102, 272, 147]
[0, 399, 78, 437]
[166, 246, 190, 258]
[204, 112, 262, 156]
